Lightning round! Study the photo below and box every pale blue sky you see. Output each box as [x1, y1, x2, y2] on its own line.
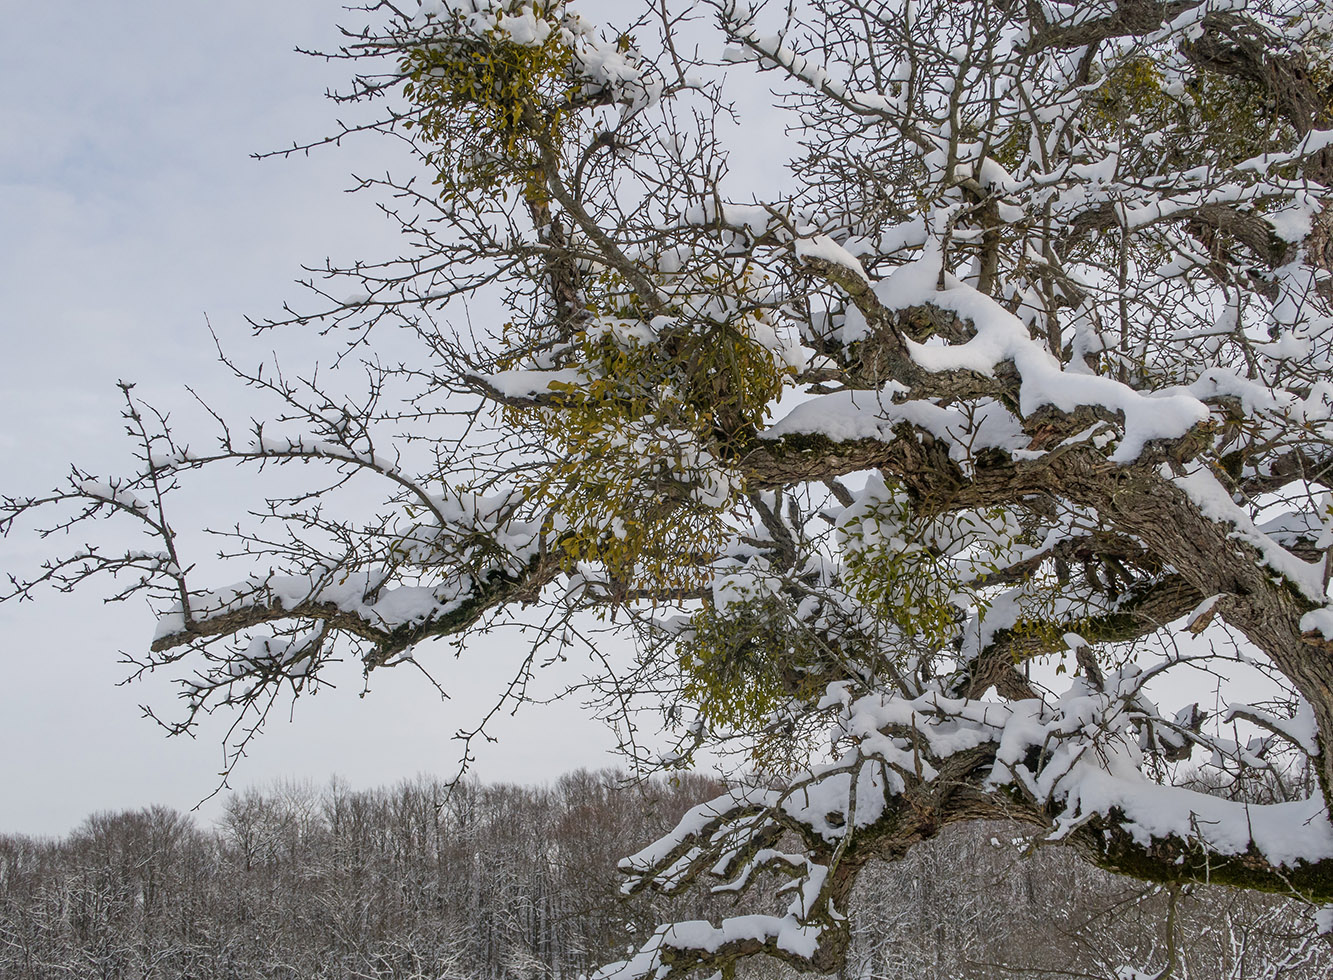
[0, 1, 631, 835]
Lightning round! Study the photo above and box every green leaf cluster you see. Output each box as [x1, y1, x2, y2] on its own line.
[401, 3, 575, 201]
[509, 302, 794, 592]
[501, 281, 789, 589]
[1088, 55, 1295, 169]
[677, 593, 825, 752]
[841, 488, 1007, 648]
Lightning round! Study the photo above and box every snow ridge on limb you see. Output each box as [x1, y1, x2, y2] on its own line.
[775, 253, 1212, 463]
[608, 666, 1333, 980]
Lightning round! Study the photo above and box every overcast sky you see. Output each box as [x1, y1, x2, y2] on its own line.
[0, 1, 665, 836]
[0, 0, 1280, 844]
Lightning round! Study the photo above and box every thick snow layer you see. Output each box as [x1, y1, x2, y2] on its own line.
[772, 256, 1210, 462]
[250, 435, 403, 477]
[884, 259, 1209, 461]
[152, 570, 479, 641]
[1224, 700, 1320, 756]
[496, 9, 553, 46]
[619, 786, 772, 874]
[828, 682, 1333, 867]
[151, 486, 542, 643]
[592, 915, 822, 980]
[1172, 464, 1328, 602]
[1060, 770, 1333, 866]
[794, 235, 871, 283]
[477, 367, 584, 399]
[765, 389, 1026, 462]
[1302, 607, 1333, 641]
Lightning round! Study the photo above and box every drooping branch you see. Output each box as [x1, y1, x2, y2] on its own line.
[149, 550, 552, 670]
[609, 677, 1333, 980]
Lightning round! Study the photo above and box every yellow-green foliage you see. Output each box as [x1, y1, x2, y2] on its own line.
[678, 594, 821, 737]
[401, 3, 575, 201]
[530, 406, 737, 593]
[841, 489, 1007, 648]
[1088, 56, 1167, 126]
[1089, 55, 1293, 167]
[512, 310, 793, 592]
[570, 267, 794, 439]
[843, 536, 960, 649]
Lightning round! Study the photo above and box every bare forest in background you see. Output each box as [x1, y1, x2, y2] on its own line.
[0, 769, 1323, 980]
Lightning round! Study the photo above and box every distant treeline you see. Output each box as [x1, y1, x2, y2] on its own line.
[0, 770, 1324, 979]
